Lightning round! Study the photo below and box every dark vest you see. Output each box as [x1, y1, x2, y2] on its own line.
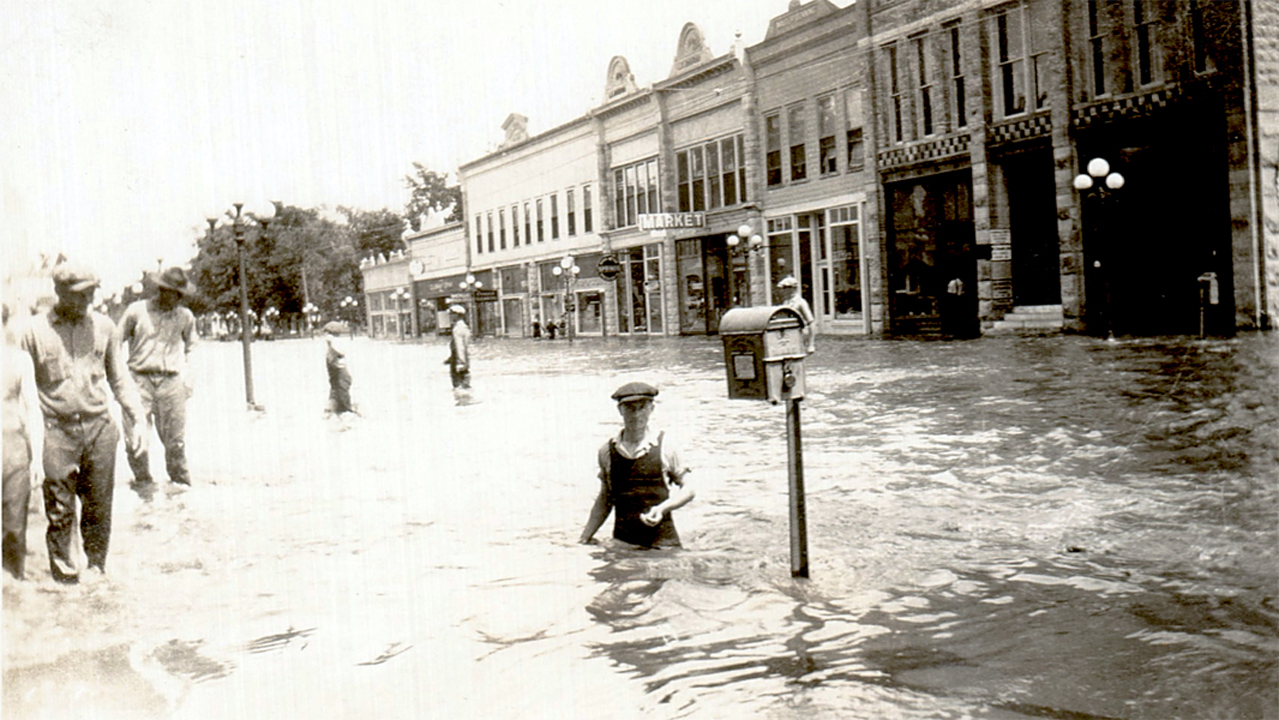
[608, 432, 680, 548]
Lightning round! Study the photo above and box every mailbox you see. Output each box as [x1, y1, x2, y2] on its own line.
[1197, 272, 1219, 306]
[720, 306, 807, 403]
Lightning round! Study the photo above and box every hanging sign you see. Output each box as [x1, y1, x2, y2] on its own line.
[597, 255, 622, 280]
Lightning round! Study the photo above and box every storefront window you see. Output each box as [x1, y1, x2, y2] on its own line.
[767, 217, 794, 304]
[828, 205, 862, 319]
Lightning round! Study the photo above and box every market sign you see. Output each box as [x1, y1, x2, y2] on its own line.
[638, 212, 705, 231]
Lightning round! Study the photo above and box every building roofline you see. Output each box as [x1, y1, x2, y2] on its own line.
[458, 114, 593, 173]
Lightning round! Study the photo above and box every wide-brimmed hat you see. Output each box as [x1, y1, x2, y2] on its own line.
[52, 263, 100, 293]
[776, 275, 798, 288]
[323, 320, 348, 335]
[611, 381, 659, 404]
[155, 266, 196, 295]
[448, 305, 466, 315]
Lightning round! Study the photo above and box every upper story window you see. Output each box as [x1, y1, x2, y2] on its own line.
[550, 193, 560, 240]
[1087, 0, 1111, 96]
[498, 208, 507, 250]
[524, 202, 531, 245]
[582, 184, 593, 233]
[612, 158, 659, 229]
[765, 112, 782, 186]
[887, 43, 904, 143]
[948, 23, 966, 128]
[993, 1, 1054, 117]
[486, 211, 495, 253]
[787, 103, 807, 182]
[566, 188, 576, 236]
[475, 215, 483, 254]
[677, 134, 747, 212]
[511, 204, 520, 246]
[914, 34, 935, 136]
[845, 88, 864, 171]
[818, 95, 838, 175]
[536, 199, 544, 242]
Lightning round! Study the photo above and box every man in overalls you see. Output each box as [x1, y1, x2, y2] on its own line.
[579, 382, 694, 548]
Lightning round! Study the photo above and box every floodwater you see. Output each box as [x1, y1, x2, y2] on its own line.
[4, 331, 1277, 719]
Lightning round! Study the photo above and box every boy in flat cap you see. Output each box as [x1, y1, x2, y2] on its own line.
[116, 266, 198, 490]
[580, 382, 694, 548]
[20, 263, 145, 583]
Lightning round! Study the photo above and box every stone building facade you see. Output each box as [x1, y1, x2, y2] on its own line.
[385, 0, 1269, 340]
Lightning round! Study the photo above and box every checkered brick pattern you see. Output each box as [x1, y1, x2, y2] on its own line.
[990, 115, 1052, 144]
[1072, 87, 1183, 126]
[878, 134, 970, 169]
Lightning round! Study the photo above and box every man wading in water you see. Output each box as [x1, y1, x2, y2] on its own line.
[579, 382, 694, 548]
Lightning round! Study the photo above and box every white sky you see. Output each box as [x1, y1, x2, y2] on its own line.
[2, 0, 798, 293]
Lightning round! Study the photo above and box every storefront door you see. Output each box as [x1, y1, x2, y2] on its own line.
[886, 170, 975, 336]
[676, 237, 731, 334]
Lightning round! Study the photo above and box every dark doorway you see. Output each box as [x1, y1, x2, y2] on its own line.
[677, 236, 732, 335]
[1003, 148, 1061, 306]
[886, 169, 976, 337]
[1079, 103, 1231, 337]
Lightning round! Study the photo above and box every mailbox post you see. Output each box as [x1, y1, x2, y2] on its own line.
[720, 306, 810, 577]
[1197, 272, 1219, 339]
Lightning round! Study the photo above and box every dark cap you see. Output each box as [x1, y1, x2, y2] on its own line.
[154, 266, 195, 295]
[52, 263, 100, 293]
[611, 381, 659, 403]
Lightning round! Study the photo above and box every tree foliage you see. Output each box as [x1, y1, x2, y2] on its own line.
[188, 204, 375, 329]
[403, 163, 462, 230]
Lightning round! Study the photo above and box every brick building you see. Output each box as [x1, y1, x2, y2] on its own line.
[863, 0, 1266, 336]
[406, 0, 1269, 341]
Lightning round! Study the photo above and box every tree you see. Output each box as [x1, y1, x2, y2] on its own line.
[403, 163, 462, 230]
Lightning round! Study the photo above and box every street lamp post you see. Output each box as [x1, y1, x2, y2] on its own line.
[1073, 157, 1125, 341]
[207, 201, 278, 411]
[340, 295, 358, 337]
[551, 255, 580, 343]
[391, 288, 410, 340]
[458, 273, 482, 335]
[726, 223, 764, 308]
[303, 302, 320, 336]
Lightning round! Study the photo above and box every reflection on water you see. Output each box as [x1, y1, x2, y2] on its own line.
[3, 333, 1275, 719]
[560, 335, 1278, 719]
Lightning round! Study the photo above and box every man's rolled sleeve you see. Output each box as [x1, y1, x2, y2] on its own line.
[105, 323, 143, 424]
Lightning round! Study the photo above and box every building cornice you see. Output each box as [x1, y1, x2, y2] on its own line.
[459, 115, 593, 174]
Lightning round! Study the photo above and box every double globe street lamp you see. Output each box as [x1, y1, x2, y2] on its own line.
[391, 287, 411, 340]
[551, 255, 580, 343]
[1073, 158, 1125, 341]
[340, 295, 358, 335]
[207, 200, 280, 411]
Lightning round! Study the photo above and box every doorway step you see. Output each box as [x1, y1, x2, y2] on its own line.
[986, 305, 1064, 334]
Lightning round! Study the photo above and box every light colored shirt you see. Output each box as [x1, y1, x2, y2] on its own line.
[597, 429, 688, 484]
[450, 319, 471, 369]
[783, 294, 816, 353]
[117, 299, 197, 375]
[20, 308, 143, 422]
[3, 344, 33, 437]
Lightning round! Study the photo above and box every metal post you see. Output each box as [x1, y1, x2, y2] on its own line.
[566, 273, 575, 344]
[235, 223, 256, 408]
[785, 395, 809, 578]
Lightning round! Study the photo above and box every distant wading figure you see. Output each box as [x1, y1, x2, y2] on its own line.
[446, 305, 474, 405]
[580, 382, 694, 548]
[324, 321, 359, 425]
[117, 266, 198, 490]
[777, 275, 816, 354]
